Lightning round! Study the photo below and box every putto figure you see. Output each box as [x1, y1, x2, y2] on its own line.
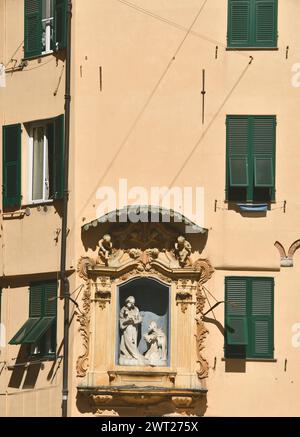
[144, 321, 167, 366]
[98, 234, 113, 264]
[174, 236, 192, 267]
[119, 296, 145, 365]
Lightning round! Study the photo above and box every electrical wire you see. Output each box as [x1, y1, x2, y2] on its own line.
[71, 0, 209, 231]
[4, 40, 24, 67]
[202, 286, 216, 319]
[161, 58, 253, 200]
[115, 0, 249, 59]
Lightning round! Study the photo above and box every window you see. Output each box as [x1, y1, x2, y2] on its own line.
[226, 115, 276, 203]
[225, 277, 274, 359]
[9, 281, 57, 359]
[24, 0, 67, 59]
[2, 115, 64, 209]
[28, 116, 65, 203]
[227, 0, 278, 48]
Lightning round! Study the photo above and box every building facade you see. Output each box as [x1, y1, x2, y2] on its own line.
[0, 0, 300, 417]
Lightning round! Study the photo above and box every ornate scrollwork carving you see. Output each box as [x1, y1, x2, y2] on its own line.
[195, 280, 210, 380]
[77, 256, 95, 281]
[76, 280, 91, 377]
[195, 318, 209, 380]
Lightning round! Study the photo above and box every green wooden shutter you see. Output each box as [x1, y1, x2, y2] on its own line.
[24, 0, 42, 58]
[228, 0, 251, 47]
[250, 278, 274, 358]
[2, 124, 22, 209]
[52, 115, 65, 200]
[225, 277, 248, 346]
[44, 281, 57, 317]
[252, 116, 275, 188]
[254, 0, 277, 47]
[29, 283, 43, 317]
[54, 0, 67, 50]
[227, 116, 249, 187]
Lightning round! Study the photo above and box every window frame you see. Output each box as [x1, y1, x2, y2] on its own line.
[225, 276, 274, 360]
[28, 281, 57, 360]
[41, 0, 54, 55]
[24, 0, 67, 59]
[28, 120, 53, 205]
[9, 281, 57, 361]
[226, 115, 276, 203]
[227, 0, 278, 49]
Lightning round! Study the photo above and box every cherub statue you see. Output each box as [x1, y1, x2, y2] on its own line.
[98, 234, 113, 265]
[174, 236, 192, 267]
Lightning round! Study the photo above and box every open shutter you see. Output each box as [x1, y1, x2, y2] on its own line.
[49, 115, 64, 200]
[2, 124, 21, 209]
[228, 0, 251, 47]
[24, 0, 42, 58]
[253, 116, 275, 188]
[254, 0, 277, 47]
[54, 0, 67, 50]
[250, 278, 274, 358]
[225, 277, 248, 347]
[227, 116, 249, 187]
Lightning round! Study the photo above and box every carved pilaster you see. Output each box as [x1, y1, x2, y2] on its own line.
[94, 276, 112, 309]
[76, 279, 91, 377]
[176, 280, 197, 313]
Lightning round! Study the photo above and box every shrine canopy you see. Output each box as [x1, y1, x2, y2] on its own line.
[82, 205, 207, 234]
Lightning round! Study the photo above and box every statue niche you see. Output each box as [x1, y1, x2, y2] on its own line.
[118, 278, 169, 367]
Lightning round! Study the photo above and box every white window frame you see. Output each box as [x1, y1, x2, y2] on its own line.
[28, 121, 53, 205]
[42, 0, 54, 55]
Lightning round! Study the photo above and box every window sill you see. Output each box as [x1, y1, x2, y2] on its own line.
[25, 199, 54, 207]
[22, 52, 52, 62]
[222, 357, 277, 362]
[226, 47, 278, 51]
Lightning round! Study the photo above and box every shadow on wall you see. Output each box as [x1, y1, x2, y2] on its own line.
[202, 316, 246, 373]
[76, 392, 208, 417]
[8, 345, 41, 389]
[81, 221, 208, 254]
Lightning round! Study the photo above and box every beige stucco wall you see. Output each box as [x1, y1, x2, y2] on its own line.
[0, 0, 300, 417]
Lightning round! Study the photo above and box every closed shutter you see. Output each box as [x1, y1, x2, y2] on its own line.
[44, 281, 57, 317]
[54, 0, 67, 50]
[29, 283, 43, 317]
[227, 116, 249, 187]
[24, 0, 42, 58]
[250, 278, 274, 358]
[228, 0, 251, 47]
[254, 0, 277, 47]
[252, 116, 275, 188]
[225, 277, 248, 346]
[2, 124, 22, 209]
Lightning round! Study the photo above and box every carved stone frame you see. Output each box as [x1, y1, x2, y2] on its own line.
[77, 253, 213, 382]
